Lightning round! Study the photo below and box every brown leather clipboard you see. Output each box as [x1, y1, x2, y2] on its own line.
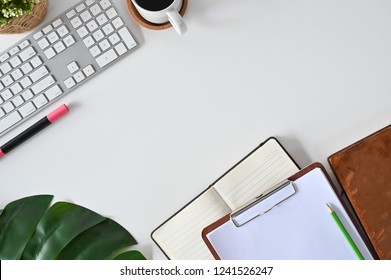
[328, 125, 391, 260]
[202, 162, 378, 259]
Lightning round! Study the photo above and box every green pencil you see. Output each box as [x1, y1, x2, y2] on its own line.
[326, 203, 365, 260]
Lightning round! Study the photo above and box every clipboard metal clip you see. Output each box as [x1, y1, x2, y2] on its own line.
[231, 180, 296, 227]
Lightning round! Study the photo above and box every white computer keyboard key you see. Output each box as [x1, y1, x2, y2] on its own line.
[0, 111, 22, 133]
[0, 62, 12, 74]
[0, 110, 4, 118]
[86, 0, 95, 6]
[18, 102, 36, 118]
[33, 31, 43, 40]
[54, 41, 66, 53]
[10, 83, 22, 95]
[86, 20, 98, 32]
[30, 66, 49, 82]
[106, 7, 117, 19]
[108, 33, 120, 45]
[99, 39, 111, 51]
[112, 17, 123, 29]
[63, 35, 76, 47]
[64, 77, 76, 89]
[89, 45, 101, 57]
[96, 14, 108, 25]
[42, 25, 53, 34]
[70, 16, 82, 28]
[20, 77, 32, 88]
[102, 23, 114, 35]
[73, 71, 85, 83]
[45, 85, 63, 101]
[19, 40, 30, 49]
[115, 43, 127, 56]
[2, 75, 13, 87]
[67, 61, 79, 73]
[66, 9, 76, 19]
[77, 26, 89, 38]
[12, 95, 24, 107]
[20, 63, 33, 75]
[38, 38, 50, 50]
[83, 65, 95, 77]
[31, 75, 55, 94]
[118, 27, 137, 49]
[10, 56, 21, 68]
[81, 10, 92, 22]
[44, 48, 56, 59]
[100, 0, 111, 10]
[33, 94, 48, 108]
[11, 69, 23, 80]
[1, 89, 13, 101]
[19, 47, 36, 62]
[48, 31, 60, 44]
[52, 18, 63, 27]
[57, 25, 69, 37]
[93, 30, 104, 42]
[76, 3, 86, 12]
[9, 47, 20, 56]
[3, 102, 15, 113]
[30, 56, 43, 68]
[90, 4, 101, 15]
[21, 89, 34, 101]
[96, 49, 118, 68]
[0, 53, 9, 63]
[0, 83, 4, 91]
[83, 36, 95, 48]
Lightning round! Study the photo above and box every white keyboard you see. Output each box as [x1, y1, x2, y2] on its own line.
[0, 0, 138, 136]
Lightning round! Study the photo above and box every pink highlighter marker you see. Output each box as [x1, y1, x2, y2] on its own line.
[0, 104, 69, 158]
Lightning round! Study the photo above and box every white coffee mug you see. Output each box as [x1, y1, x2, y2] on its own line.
[131, 0, 187, 35]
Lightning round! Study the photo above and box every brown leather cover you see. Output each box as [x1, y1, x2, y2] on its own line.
[328, 125, 391, 259]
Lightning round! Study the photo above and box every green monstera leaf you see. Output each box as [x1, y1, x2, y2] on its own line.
[0, 195, 145, 260]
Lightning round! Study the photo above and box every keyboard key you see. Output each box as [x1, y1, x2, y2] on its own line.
[52, 18, 63, 27]
[99, 39, 111, 51]
[96, 14, 108, 25]
[63, 35, 76, 47]
[54, 41, 66, 53]
[64, 77, 76, 89]
[90, 4, 101, 16]
[106, 7, 117, 19]
[30, 56, 43, 68]
[66, 9, 76, 19]
[77, 26, 89, 38]
[89, 45, 101, 57]
[38, 38, 50, 50]
[118, 27, 137, 49]
[30, 66, 49, 82]
[45, 85, 63, 100]
[100, 0, 111, 10]
[102, 23, 114, 35]
[67, 61, 79, 73]
[43, 25, 53, 34]
[76, 3, 86, 12]
[0, 111, 22, 134]
[83, 36, 95, 48]
[33, 31, 44, 40]
[47, 31, 60, 44]
[86, 0, 95, 6]
[10, 56, 22, 67]
[33, 94, 48, 108]
[21, 89, 34, 101]
[83, 65, 95, 77]
[0, 53, 10, 63]
[57, 25, 69, 37]
[108, 33, 120, 45]
[112, 17, 123, 29]
[44, 48, 56, 59]
[10, 83, 22, 95]
[2, 75, 13, 86]
[31, 75, 55, 94]
[115, 43, 127, 56]
[96, 49, 118, 68]
[73, 71, 85, 83]
[81, 10, 92, 22]
[1, 89, 13, 101]
[12, 95, 24, 107]
[70, 16, 82, 28]
[19, 40, 30, 49]
[19, 46, 37, 61]
[18, 102, 36, 118]
[11, 69, 23, 81]
[93, 30, 105, 42]
[86, 20, 98, 32]
[3, 101, 15, 113]
[20, 76, 32, 88]
[9, 46, 20, 56]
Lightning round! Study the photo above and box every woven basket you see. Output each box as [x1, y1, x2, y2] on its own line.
[0, 0, 48, 34]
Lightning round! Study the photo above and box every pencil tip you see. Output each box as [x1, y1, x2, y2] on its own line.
[326, 203, 333, 213]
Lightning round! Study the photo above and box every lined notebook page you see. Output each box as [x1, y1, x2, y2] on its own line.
[152, 188, 231, 259]
[214, 138, 299, 210]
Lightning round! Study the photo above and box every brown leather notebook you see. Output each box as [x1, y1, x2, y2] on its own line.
[328, 125, 391, 259]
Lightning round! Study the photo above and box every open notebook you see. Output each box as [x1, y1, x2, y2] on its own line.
[151, 138, 299, 259]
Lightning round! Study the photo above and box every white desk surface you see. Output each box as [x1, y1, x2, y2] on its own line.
[1, 0, 390, 259]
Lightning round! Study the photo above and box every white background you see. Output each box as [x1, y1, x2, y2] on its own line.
[0, 0, 390, 259]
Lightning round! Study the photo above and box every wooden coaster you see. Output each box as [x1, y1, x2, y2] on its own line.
[127, 0, 188, 30]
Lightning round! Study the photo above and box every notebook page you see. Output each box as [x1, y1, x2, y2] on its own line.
[214, 138, 299, 210]
[152, 188, 231, 259]
[206, 168, 374, 260]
